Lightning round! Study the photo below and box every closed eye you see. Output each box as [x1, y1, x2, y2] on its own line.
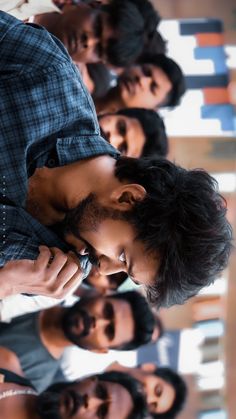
[131, 279, 141, 286]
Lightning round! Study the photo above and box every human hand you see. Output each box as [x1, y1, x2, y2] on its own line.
[0, 246, 83, 299]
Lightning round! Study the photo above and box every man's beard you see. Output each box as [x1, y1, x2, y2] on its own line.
[61, 299, 94, 347]
[54, 193, 132, 256]
[64, 193, 127, 234]
[36, 382, 83, 419]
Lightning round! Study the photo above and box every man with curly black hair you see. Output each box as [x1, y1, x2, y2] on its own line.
[0, 12, 232, 311]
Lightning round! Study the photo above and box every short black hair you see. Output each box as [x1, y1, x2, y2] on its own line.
[114, 157, 233, 308]
[151, 367, 187, 418]
[126, 0, 161, 30]
[143, 31, 167, 56]
[103, 0, 159, 67]
[124, 0, 162, 48]
[138, 53, 186, 107]
[97, 370, 148, 419]
[110, 291, 154, 350]
[116, 108, 168, 157]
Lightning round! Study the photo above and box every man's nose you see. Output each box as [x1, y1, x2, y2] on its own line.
[87, 396, 109, 410]
[93, 316, 111, 329]
[98, 255, 126, 276]
[139, 75, 151, 90]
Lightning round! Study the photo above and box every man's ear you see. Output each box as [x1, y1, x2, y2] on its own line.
[91, 348, 109, 354]
[111, 184, 146, 211]
[140, 363, 157, 373]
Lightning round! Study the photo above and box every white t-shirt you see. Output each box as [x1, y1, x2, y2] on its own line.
[0, 294, 64, 322]
[0, 287, 80, 323]
[60, 346, 138, 381]
[0, 0, 60, 20]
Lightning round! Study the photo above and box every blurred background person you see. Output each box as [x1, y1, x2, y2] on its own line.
[57, 305, 164, 380]
[32, 0, 161, 67]
[95, 53, 186, 113]
[106, 362, 188, 418]
[0, 291, 154, 391]
[0, 346, 147, 419]
[98, 108, 168, 158]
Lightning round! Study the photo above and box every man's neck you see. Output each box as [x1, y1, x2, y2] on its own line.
[26, 166, 66, 225]
[26, 155, 119, 226]
[39, 306, 72, 359]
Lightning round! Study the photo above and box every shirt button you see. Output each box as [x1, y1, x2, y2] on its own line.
[47, 158, 55, 167]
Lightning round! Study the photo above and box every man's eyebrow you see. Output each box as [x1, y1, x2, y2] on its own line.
[127, 258, 135, 282]
[96, 382, 109, 400]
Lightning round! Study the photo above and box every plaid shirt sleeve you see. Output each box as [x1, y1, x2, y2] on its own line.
[0, 12, 105, 205]
[0, 12, 114, 273]
[0, 204, 91, 282]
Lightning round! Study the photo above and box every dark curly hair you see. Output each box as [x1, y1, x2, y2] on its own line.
[115, 157, 233, 308]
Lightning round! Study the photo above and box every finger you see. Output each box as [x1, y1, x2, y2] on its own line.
[55, 259, 80, 289]
[67, 251, 81, 265]
[46, 251, 68, 277]
[48, 247, 65, 257]
[62, 269, 84, 294]
[34, 246, 52, 270]
[50, 263, 83, 299]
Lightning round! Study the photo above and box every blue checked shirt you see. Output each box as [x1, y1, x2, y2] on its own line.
[0, 11, 119, 274]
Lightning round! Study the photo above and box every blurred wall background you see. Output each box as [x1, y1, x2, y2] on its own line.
[149, 2, 236, 418]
